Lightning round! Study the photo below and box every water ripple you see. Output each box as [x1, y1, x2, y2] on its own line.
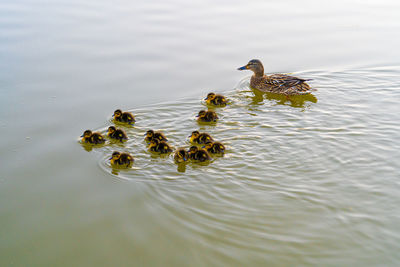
[80, 68, 400, 264]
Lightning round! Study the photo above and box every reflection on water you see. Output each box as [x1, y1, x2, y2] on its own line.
[251, 88, 318, 108]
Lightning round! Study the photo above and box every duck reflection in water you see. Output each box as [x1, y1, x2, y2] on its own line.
[250, 88, 317, 108]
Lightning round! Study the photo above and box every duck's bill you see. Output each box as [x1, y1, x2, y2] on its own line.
[237, 65, 248, 70]
[109, 157, 113, 160]
[80, 134, 84, 137]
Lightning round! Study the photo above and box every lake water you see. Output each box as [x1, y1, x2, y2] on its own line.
[1, 0, 400, 265]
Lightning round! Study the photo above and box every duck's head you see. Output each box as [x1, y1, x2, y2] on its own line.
[196, 110, 207, 118]
[109, 151, 121, 160]
[238, 59, 264, 77]
[81, 130, 92, 138]
[108, 126, 116, 135]
[145, 130, 154, 138]
[205, 92, 216, 101]
[113, 109, 122, 118]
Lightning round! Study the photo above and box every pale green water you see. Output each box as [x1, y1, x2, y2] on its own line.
[1, 0, 400, 266]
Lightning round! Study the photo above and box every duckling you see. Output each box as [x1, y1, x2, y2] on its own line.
[189, 130, 214, 144]
[174, 148, 189, 163]
[204, 141, 225, 154]
[205, 92, 228, 107]
[148, 139, 173, 154]
[144, 130, 168, 143]
[238, 59, 314, 95]
[188, 146, 212, 162]
[113, 109, 135, 125]
[196, 110, 218, 123]
[109, 151, 134, 167]
[107, 126, 128, 142]
[81, 130, 105, 144]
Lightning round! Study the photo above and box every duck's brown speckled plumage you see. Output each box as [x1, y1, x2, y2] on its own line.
[238, 59, 314, 95]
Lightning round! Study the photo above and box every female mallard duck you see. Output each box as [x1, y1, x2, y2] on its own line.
[197, 110, 218, 122]
[107, 126, 128, 142]
[113, 109, 135, 125]
[174, 148, 189, 163]
[109, 151, 134, 167]
[238, 59, 314, 95]
[81, 130, 105, 144]
[188, 146, 212, 162]
[148, 139, 173, 154]
[189, 130, 214, 144]
[204, 92, 228, 107]
[144, 130, 168, 143]
[204, 141, 225, 154]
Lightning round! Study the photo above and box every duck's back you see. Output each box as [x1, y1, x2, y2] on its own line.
[251, 74, 312, 95]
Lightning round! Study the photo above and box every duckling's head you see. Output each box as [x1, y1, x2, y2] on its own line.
[81, 130, 92, 138]
[190, 130, 200, 138]
[205, 92, 216, 100]
[145, 130, 154, 138]
[238, 59, 264, 77]
[188, 146, 198, 154]
[113, 109, 122, 118]
[197, 110, 207, 118]
[175, 149, 188, 162]
[108, 126, 116, 135]
[109, 151, 121, 160]
[148, 138, 160, 148]
[204, 141, 213, 150]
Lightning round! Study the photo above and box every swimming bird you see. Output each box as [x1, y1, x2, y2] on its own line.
[205, 92, 228, 107]
[144, 130, 168, 143]
[238, 59, 314, 95]
[174, 148, 189, 163]
[107, 126, 128, 142]
[81, 130, 106, 144]
[204, 141, 225, 154]
[113, 109, 135, 125]
[188, 146, 212, 162]
[148, 139, 173, 154]
[109, 151, 134, 167]
[189, 130, 214, 144]
[196, 110, 218, 122]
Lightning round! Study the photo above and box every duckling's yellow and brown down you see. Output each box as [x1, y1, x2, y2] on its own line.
[174, 148, 189, 163]
[145, 130, 168, 143]
[113, 109, 135, 125]
[81, 130, 105, 144]
[148, 139, 173, 154]
[205, 92, 228, 107]
[189, 130, 214, 144]
[107, 126, 128, 142]
[110, 151, 134, 167]
[188, 146, 212, 162]
[204, 141, 225, 154]
[197, 110, 218, 122]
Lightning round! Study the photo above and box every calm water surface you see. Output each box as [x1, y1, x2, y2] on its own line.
[1, 0, 400, 266]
